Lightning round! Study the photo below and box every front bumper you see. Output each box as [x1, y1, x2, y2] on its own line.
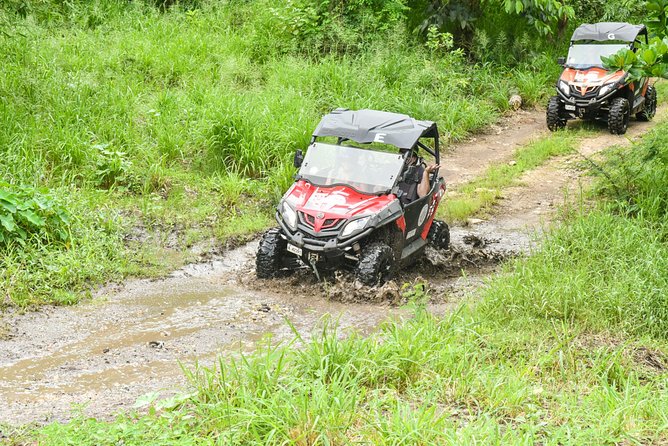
[275, 213, 371, 266]
[557, 89, 614, 118]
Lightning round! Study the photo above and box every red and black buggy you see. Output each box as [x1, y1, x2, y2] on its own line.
[256, 109, 450, 286]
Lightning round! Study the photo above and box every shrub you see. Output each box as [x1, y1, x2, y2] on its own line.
[0, 181, 70, 247]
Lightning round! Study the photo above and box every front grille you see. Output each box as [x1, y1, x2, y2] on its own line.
[570, 84, 600, 99]
[322, 218, 341, 229]
[299, 212, 345, 232]
[303, 213, 315, 226]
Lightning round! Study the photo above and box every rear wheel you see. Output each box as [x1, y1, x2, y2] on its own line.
[546, 96, 567, 131]
[355, 242, 395, 286]
[608, 97, 630, 135]
[427, 220, 450, 250]
[636, 85, 657, 121]
[256, 228, 291, 278]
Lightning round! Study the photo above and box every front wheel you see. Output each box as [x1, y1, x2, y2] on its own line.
[256, 228, 291, 279]
[636, 85, 657, 122]
[546, 96, 567, 131]
[608, 97, 630, 135]
[355, 242, 395, 286]
[427, 220, 450, 250]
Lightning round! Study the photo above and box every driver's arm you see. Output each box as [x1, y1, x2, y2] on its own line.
[417, 164, 440, 198]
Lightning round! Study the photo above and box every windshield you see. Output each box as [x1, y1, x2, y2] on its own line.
[298, 143, 404, 194]
[566, 44, 630, 69]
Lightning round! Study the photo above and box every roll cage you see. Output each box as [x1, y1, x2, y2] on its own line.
[305, 108, 441, 193]
[570, 22, 648, 46]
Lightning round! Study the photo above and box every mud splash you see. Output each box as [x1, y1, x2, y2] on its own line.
[0, 220, 527, 425]
[5, 105, 660, 426]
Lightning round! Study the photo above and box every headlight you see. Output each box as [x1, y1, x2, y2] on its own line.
[340, 216, 371, 238]
[281, 202, 297, 230]
[598, 83, 615, 97]
[559, 81, 570, 96]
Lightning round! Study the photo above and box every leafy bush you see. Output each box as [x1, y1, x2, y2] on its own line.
[0, 182, 70, 246]
[269, 0, 408, 55]
[94, 144, 137, 191]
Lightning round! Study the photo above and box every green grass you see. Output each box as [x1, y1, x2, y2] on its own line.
[13, 120, 668, 445]
[441, 130, 584, 222]
[0, 0, 562, 307]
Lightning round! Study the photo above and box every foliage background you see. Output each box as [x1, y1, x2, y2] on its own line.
[0, 0, 655, 305]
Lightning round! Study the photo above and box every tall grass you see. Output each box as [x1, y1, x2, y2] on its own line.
[19, 100, 668, 446]
[0, 0, 558, 306]
[482, 121, 668, 338]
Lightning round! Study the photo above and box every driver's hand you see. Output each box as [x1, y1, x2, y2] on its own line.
[425, 164, 440, 174]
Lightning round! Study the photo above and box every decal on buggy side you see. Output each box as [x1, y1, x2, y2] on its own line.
[417, 204, 429, 226]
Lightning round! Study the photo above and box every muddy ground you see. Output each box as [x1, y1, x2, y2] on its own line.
[0, 108, 664, 426]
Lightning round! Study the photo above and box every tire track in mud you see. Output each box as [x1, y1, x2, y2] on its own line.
[489, 105, 668, 229]
[0, 108, 662, 425]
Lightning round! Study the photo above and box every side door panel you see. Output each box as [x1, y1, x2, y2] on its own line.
[402, 196, 430, 244]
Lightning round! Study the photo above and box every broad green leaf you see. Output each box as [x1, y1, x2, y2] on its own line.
[134, 392, 160, 408]
[0, 189, 13, 201]
[503, 0, 513, 14]
[16, 226, 27, 240]
[642, 49, 658, 65]
[19, 209, 45, 227]
[0, 199, 17, 213]
[0, 213, 16, 232]
[623, 50, 637, 66]
[647, 1, 662, 11]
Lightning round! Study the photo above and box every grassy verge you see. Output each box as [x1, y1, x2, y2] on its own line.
[441, 79, 668, 223]
[12, 97, 668, 446]
[440, 130, 584, 222]
[0, 1, 562, 308]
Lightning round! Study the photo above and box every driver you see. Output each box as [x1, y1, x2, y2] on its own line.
[398, 149, 440, 205]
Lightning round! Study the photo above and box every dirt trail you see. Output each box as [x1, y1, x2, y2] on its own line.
[490, 106, 668, 228]
[0, 108, 663, 426]
[440, 109, 546, 188]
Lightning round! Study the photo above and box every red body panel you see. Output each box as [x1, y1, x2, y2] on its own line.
[395, 216, 406, 233]
[284, 180, 398, 233]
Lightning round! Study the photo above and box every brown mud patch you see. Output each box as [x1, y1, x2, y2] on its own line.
[440, 109, 546, 188]
[244, 222, 532, 306]
[2, 106, 665, 426]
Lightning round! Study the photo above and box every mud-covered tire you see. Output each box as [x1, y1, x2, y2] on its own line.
[636, 85, 657, 122]
[546, 96, 567, 131]
[256, 228, 290, 279]
[355, 242, 395, 286]
[427, 220, 450, 250]
[608, 97, 630, 135]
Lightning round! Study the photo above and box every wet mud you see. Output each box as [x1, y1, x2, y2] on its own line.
[1, 106, 664, 426]
[0, 221, 531, 425]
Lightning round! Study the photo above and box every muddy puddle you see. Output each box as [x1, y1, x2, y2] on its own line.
[6, 104, 640, 426]
[0, 220, 533, 425]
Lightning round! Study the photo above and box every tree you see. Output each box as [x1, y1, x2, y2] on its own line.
[407, 0, 574, 42]
[602, 0, 668, 80]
